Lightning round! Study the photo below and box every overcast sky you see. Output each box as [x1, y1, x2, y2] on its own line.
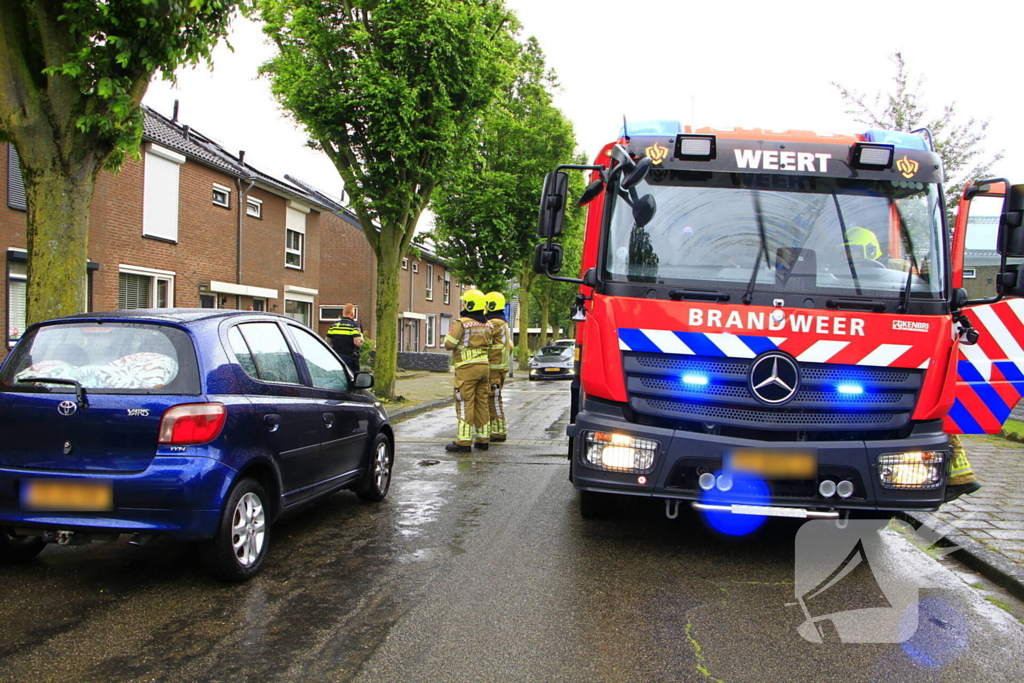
[144, 0, 1023, 213]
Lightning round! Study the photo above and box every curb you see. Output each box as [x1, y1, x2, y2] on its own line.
[385, 396, 454, 423]
[902, 511, 1024, 603]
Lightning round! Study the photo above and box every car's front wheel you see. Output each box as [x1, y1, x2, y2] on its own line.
[0, 527, 46, 562]
[356, 433, 393, 502]
[201, 478, 269, 582]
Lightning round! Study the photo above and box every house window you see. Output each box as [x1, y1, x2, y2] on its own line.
[426, 264, 434, 300]
[286, 229, 304, 269]
[963, 268, 977, 279]
[247, 197, 263, 218]
[285, 299, 311, 326]
[199, 294, 217, 309]
[118, 266, 174, 309]
[443, 269, 450, 305]
[212, 184, 231, 208]
[320, 305, 358, 322]
[143, 144, 185, 242]
[412, 261, 419, 274]
[426, 314, 436, 347]
[7, 144, 26, 211]
[251, 298, 266, 311]
[402, 258, 409, 270]
[7, 260, 26, 347]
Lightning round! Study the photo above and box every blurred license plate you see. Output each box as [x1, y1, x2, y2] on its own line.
[544, 368, 561, 373]
[23, 479, 113, 511]
[728, 449, 816, 479]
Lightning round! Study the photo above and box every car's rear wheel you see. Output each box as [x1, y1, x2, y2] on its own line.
[201, 478, 269, 582]
[0, 527, 46, 562]
[356, 433, 393, 502]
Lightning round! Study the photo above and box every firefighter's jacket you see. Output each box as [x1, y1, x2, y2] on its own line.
[445, 316, 492, 367]
[326, 317, 363, 356]
[487, 315, 512, 370]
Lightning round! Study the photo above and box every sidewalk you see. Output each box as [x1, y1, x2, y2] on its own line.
[907, 435, 1024, 601]
[380, 371, 1024, 598]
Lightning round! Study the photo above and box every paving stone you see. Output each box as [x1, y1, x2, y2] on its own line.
[986, 529, 1024, 541]
[989, 520, 1024, 530]
[949, 520, 994, 530]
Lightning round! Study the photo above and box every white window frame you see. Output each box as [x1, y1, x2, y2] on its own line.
[963, 268, 977, 279]
[285, 202, 308, 270]
[426, 314, 436, 347]
[426, 264, 434, 301]
[319, 305, 357, 322]
[7, 256, 27, 348]
[286, 229, 304, 270]
[443, 268, 451, 305]
[118, 264, 175, 310]
[402, 258, 409, 270]
[247, 196, 263, 218]
[412, 261, 419, 274]
[212, 183, 231, 208]
[142, 144, 185, 242]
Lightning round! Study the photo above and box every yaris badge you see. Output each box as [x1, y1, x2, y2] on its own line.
[58, 400, 77, 416]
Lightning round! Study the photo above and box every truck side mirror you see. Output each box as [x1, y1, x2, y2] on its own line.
[533, 243, 563, 275]
[1000, 184, 1024, 257]
[537, 171, 569, 238]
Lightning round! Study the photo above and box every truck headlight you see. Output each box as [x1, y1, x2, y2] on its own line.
[584, 431, 657, 473]
[877, 451, 948, 490]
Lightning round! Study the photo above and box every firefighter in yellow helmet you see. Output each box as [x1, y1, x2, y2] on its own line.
[444, 289, 493, 452]
[484, 291, 513, 442]
[844, 226, 883, 261]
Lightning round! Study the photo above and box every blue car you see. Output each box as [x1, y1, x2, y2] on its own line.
[0, 309, 394, 581]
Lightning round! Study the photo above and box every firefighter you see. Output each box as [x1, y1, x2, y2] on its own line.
[484, 291, 513, 442]
[326, 303, 363, 375]
[945, 434, 982, 501]
[444, 289, 492, 452]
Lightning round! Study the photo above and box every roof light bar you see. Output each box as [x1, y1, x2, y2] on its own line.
[675, 134, 716, 161]
[851, 142, 894, 169]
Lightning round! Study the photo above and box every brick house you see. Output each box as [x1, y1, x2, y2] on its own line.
[397, 246, 468, 354]
[2, 106, 466, 364]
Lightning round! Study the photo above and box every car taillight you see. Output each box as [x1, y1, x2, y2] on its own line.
[158, 403, 227, 445]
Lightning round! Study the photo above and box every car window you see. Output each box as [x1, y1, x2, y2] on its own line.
[537, 346, 567, 357]
[227, 325, 258, 377]
[1, 322, 199, 394]
[234, 322, 301, 384]
[289, 326, 350, 392]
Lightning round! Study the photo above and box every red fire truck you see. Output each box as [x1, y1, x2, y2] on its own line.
[535, 121, 1024, 522]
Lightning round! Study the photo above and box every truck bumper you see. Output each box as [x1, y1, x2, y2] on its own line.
[568, 404, 949, 513]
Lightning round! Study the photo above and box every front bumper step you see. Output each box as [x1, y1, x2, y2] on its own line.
[691, 502, 840, 519]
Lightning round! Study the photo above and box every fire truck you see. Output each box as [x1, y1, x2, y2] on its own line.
[534, 121, 1024, 522]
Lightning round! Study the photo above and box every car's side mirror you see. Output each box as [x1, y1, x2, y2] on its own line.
[533, 242, 563, 275]
[354, 371, 373, 389]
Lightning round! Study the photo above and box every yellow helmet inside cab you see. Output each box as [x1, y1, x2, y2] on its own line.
[461, 289, 487, 313]
[484, 291, 506, 312]
[845, 226, 882, 260]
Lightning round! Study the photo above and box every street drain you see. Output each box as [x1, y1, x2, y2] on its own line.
[418, 459, 442, 467]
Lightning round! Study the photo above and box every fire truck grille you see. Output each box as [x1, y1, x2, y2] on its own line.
[623, 353, 924, 437]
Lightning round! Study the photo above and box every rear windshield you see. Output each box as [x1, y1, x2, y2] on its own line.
[0, 322, 200, 395]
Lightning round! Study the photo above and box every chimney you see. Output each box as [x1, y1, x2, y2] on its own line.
[171, 100, 179, 123]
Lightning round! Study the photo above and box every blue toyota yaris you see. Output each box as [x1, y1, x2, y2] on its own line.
[0, 310, 394, 581]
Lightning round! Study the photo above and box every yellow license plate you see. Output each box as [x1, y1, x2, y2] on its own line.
[544, 368, 561, 373]
[728, 449, 817, 479]
[23, 479, 113, 511]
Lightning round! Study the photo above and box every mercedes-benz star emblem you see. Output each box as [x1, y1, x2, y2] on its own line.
[58, 400, 78, 416]
[748, 352, 800, 405]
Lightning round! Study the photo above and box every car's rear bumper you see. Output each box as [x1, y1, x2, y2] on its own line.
[0, 456, 235, 541]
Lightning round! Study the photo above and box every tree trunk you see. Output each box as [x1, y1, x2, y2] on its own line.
[517, 261, 533, 367]
[24, 165, 96, 325]
[372, 232, 403, 401]
[539, 299, 550, 347]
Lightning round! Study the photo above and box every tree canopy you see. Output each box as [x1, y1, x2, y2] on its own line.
[833, 52, 1003, 216]
[254, 0, 520, 399]
[0, 0, 237, 323]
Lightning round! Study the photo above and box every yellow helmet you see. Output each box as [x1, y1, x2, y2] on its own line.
[484, 291, 506, 312]
[460, 289, 487, 313]
[845, 226, 882, 260]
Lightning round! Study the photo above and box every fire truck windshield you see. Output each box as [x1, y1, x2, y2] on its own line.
[604, 171, 946, 301]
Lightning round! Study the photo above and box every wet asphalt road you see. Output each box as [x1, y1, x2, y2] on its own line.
[2, 380, 1024, 682]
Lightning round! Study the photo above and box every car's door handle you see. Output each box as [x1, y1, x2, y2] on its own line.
[264, 414, 281, 433]
[322, 413, 335, 429]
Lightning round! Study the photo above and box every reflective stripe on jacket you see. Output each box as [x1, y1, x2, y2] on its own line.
[488, 318, 512, 369]
[445, 317, 492, 367]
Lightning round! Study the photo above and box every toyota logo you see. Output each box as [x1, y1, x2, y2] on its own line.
[748, 352, 800, 405]
[58, 400, 78, 416]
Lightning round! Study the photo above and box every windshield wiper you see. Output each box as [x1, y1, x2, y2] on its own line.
[18, 377, 89, 410]
[892, 203, 921, 314]
[742, 190, 772, 305]
[832, 194, 863, 296]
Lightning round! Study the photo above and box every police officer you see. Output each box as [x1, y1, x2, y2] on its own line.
[484, 291, 513, 442]
[444, 290, 492, 452]
[326, 303, 363, 375]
